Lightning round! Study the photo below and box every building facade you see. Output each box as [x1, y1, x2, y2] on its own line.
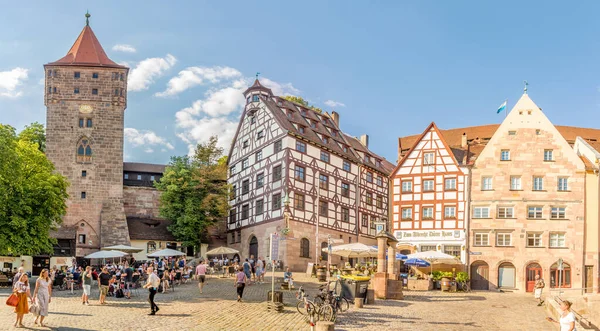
[227, 80, 393, 271]
[470, 93, 586, 292]
[390, 123, 469, 263]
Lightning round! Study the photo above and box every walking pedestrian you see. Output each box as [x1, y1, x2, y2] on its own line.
[98, 267, 112, 304]
[534, 275, 545, 306]
[13, 273, 32, 328]
[546, 300, 576, 331]
[33, 269, 52, 327]
[243, 259, 252, 285]
[124, 264, 134, 299]
[143, 267, 160, 315]
[81, 266, 92, 305]
[234, 266, 247, 302]
[196, 260, 208, 294]
[249, 255, 256, 282]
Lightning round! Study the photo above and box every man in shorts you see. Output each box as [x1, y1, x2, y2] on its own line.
[196, 260, 208, 294]
[124, 264, 134, 299]
[534, 274, 545, 306]
[81, 266, 92, 305]
[98, 267, 112, 304]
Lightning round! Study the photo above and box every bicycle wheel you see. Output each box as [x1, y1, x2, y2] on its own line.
[297, 301, 318, 317]
[337, 297, 350, 313]
[313, 295, 324, 307]
[319, 304, 335, 322]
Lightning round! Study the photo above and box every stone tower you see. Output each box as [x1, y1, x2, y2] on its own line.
[44, 14, 130, 256]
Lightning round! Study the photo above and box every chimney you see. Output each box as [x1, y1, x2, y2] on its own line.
[461, 132, 468, 148]
[331, 111, 340, 126]
[360, 134, 369, 148]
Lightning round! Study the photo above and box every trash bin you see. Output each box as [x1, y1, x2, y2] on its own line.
[340, 276, 370, 300]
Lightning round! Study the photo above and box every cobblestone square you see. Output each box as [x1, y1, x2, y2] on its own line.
[0, 273, 555, 330]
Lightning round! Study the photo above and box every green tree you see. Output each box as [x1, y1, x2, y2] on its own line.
[18, 122, 46, 152]
[283, 95, 323, 113]
[155, 136, 229, 253]
[0, 124, 69, 256]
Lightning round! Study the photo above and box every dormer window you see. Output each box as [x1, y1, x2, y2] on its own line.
[252, 95, 260, 102]
[310, 121, 316, 129]
[322, 136, 328, 144]
[299, 126, 305, 134]
[287, 110, 293, 119]
[300, 109, 307, 116]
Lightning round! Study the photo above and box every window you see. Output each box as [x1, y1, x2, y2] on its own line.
[420, 245, 436, 252]
[231, 185, 236, 199]
[550, 261, 571, 288]
[81, 170, 87, 177]
[544, 149, 553, 161]
[473, 207, 490, 218]
[376, 176, 383, 187]
[255, 150, 262, 162]
[114, 88, 120, 96]
[300, 238, 310, 258]
[296, 141, 307, 153]
[86, 119, 92, 127]
[508, 130, 516, 135]
[376, 195, 383, 208]
[322, 137, 329, 144]
[79, 118, 84, 127]
[365, 155, 371, 163]
[124, 173, 129, 180]
[366, 192, 373, 205]
[74, 72, 80, 78]
[257, 130, 264, 140]
[299, 126, 305, 133]
[230, 165, 236, 175]
[256, 173, 264, 188]
[527, 232, 543, 247]
[423, 180, 434, 191]
[48, 86, 52, 94]
[422, 207, 433, 220]
[443, 245, 460, 258]
[294, 193, 305, 210]
[274, 140, 282, 153]
[81, 192, 87, 199]
[444, 206, 456, 219]
[242, 179, 250, 195]
[366, 172, 373, 183]
[78, 234, 86, 244]
[528, 206, 543, 219]
[341, 208, 350, 222]
[496, 233, 512, 246]
[242, 158, 249, 170]
[300, 109, 307, 116]
[320, 151, 330, 163]
[510, 176, 521, 190]
[92, 72, 99, 79]
[241, 204, 249, 219]
[474, 233, 489, 246]
[76, 138, 92, 163]
[343, 161, 351, 172]
[147, 241, 156, 253]
[401, 208, 412, 220]
[558, 177, 568, 191]
[295, 165, 305, 181]
[150, 175, 155, 181]
[497, 206, 514, 218]
[92, 89, 98, 95]
[423, 152, 435, 165]
[255, 199, 264, 215]
[243, 140, 249, 149]
[550, 232, 566, 248]
[361, 214, 368, 227]
[401, 181, 412, 192]
[252, 95, 260, 102]
[533, 176, 544, 191]
[272, 193, 281, 210]
[319, 200, 328, 216]
[250, 116, 256, 124]
[319, 174, 328, 189]
[500, 149, 510, 161]
[551, 207, 566, 219]
[273, 165, 282, 181]
[310, 121, 316, 129]
[444, 178, 457, 190]
[341, 182, 350, 197]
[137, 174, 142, 180]
[376, 159, 382, 168]
[74, 88, 80, 94]
[482, 177, 493, 190]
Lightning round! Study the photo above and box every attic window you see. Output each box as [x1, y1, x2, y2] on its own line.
[519, 110, 523, 115]
[508, 131, 516, 136]
[527, 110, 532, 115]
[299, 126, 305, 134]
[301, 109, 307, 116]
[323, 136, 328, 144]
[310, 121, 316, 129]
[287, 110, 293, 119]
[536, 129, 541, 135]
[252, 95, 260, 102]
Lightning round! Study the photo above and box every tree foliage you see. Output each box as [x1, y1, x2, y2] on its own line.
[155, 136, 229, 251]
[0, 123, 68, 255]
[283, 95, 323, 113]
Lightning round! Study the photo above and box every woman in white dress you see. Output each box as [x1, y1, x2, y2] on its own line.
[33, 269, 52, 327]
[547, 300, 576, 331]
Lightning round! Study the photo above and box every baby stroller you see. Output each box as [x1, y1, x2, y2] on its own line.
[53, 274, 67, 291]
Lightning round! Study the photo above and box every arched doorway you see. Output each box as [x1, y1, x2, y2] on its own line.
[550, 261, 571, 288]
[498, 262, 516, 288]
[320, 242, 328, 263]
[249, 236, 258, 259]
[470, 261, 490, 290]
[525, 263, 542, 292]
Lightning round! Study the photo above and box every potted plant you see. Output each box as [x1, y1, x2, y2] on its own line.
[456, 271, 469, 291]
[431, 271, 443, 289]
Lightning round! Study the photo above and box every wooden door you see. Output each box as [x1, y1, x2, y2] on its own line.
[585, 266, 593, 293]
[249, 236, 258, 259]
[470, 261, 489, 290]
[526, 263, 542, 292]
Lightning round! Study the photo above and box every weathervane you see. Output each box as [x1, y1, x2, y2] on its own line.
[85, 11, 91, 26]
[523, 80, 528, 94]
[256, 72, 260, 79]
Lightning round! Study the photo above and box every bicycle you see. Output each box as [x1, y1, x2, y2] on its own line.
[315, 281, 351, 313]
[295, 286, 335, 322]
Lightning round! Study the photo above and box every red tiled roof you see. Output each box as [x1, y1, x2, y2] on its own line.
[47, 25, 126, 69]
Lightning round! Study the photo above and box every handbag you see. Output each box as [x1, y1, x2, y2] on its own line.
[6, 293, 19, 307]
[29, 302, 40, 316]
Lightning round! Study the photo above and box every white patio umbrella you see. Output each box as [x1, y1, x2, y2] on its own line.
[321, 243, 379, 258]
[101, 245, 143, 254]
[406, 250, 461, 264]
[206, 247, 239, 256]
[85, 250, 128, 259]
[147, 248, 186, 258]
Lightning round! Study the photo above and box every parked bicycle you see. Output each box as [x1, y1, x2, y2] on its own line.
[295, 286, 335, 322]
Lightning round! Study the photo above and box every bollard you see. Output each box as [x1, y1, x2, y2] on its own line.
[315, 321, 335, 331]
[354, 298, 363, 309]
[365, 289, 375, 304]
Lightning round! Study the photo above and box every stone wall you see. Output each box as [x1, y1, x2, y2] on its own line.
[123, 186, 162, 218]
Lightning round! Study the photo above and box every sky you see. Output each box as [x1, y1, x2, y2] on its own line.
[1, 1, 599, 165]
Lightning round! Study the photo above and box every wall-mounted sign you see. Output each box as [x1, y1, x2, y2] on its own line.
[394, 230, 465, 242]
[79, 105, 93, 113]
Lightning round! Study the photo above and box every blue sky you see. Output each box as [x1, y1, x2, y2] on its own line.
[1, 1, 599, 164]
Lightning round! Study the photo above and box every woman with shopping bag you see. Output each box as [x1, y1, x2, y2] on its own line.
[32, 269, 52, 327]
[12, 273, 32, 328]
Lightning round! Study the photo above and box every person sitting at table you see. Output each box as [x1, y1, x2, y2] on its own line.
[284, 267, 294, 288]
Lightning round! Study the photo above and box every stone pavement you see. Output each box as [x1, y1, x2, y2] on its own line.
[0, 273, 556, 331]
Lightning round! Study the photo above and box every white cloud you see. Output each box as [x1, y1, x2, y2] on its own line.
[112, 44, 137, 53]
[0, 67, 28, 98]
[124, 128, 175, 150]
[324, 100, 346, 108]
[260, 77, 300, 96]
[128, 54, 177, 92]
[156, 66, 242, 97]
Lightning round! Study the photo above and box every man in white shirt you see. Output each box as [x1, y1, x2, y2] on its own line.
[143, 267, 161, 315]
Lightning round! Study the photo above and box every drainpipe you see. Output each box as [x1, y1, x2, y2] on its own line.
[356, 164, 362, 244]
[465, 163, 473, 277]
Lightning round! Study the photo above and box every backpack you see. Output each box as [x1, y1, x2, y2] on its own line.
[115, 288, 124, 298]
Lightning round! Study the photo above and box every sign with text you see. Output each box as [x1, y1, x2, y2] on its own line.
[269, 233, 280, 261]
[394, 230, 465, 242]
